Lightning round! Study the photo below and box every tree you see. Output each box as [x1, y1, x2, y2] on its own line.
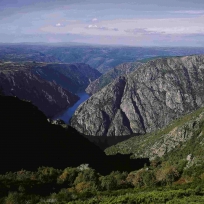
[100, 174, 118, 190]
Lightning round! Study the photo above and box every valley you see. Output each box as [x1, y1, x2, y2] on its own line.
[53, 92, 90, 124]
[2, 0, 204, 202]
[1, 44, 204, 203]
[0, 61, 99, 117]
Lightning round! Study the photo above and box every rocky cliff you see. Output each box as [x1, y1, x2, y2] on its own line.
[86, 62, 142, 95]
[0, 62, 79, 117]
[71, 55, 204, 136]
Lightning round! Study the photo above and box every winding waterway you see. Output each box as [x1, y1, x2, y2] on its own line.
[53, 92, 90, 124]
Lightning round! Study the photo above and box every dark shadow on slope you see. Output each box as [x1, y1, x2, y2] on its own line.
[83, 135, 139, 150]
[131, 99, 146, 133]
[0, 95, 149, 176]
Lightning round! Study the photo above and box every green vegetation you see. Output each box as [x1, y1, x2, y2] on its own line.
[0, 87, 204, 203]
[105, 106, 204, 160]
[1, 159, 204, 203]
[1, 115, 204, 203]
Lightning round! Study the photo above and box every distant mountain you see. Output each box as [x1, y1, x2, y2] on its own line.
[32, 62, 101, 93]
[71, 55, 204, 136]
[86, 62, 142, 95]
[0, 61, 101, 116]
[1, 44, 204, 73]
[0, 62, 79, 117]
[85, 56, 180, 96]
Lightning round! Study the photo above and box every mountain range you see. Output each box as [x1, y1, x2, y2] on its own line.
[1, 43, 204, 73]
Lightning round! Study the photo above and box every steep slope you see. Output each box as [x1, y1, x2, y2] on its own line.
[32, 63, 101, 93]
[86, 62, 142, 95]
[104, 107, 204, 200]
[0, 95, 104, 174]
[0, 62, 79, 117]
[0, 95, 148, 175]
[71, 55, 204, 136]
[105, 106, 204, 161]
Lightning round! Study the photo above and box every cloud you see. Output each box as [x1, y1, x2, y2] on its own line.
[170, 10, 204, 14]
[88, 24, 98, 28]
[147, 26, 204, 35]
[102, 27, 118, 31]
[97, 26, 118, 31]
[56, 23, 61, 27]
[86, 25, 118, 31]
[95, 15, 204, 35]
[124, 28, 159, 35]
[40, 14, 204, 43]
[92, 18, 98, 22]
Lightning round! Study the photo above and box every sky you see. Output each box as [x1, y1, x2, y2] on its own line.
[1, 0, 204, 46]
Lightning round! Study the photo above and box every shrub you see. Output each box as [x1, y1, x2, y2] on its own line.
[57, 167, 78, 186]
[155, 164, 180, 186]
[100, 174, 118, 191]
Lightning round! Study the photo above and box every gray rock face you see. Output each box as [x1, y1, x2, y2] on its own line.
[71, 55, 204, 136]
[85, 62, 142, 95]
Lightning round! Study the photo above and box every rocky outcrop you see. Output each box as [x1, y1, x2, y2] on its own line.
[86, 62, 142, 95]
[71, 55, 204, 136]
[0, 63, 79, 117]
[136, 110, 204, 160]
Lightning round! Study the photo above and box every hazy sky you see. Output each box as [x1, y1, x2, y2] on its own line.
[1, 0, 204, 46]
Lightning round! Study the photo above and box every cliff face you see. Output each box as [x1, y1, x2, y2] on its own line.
[71, 55, 204, 136]
[0, 62, 79, 117]
[85, 62, 142, 95]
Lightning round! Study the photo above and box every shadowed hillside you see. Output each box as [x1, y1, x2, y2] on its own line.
[0, 95, 149, 175]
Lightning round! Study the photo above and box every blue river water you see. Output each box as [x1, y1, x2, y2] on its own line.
[53, 92, 90, 124]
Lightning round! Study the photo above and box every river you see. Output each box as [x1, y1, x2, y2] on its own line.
[53, 92, 90, 124]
